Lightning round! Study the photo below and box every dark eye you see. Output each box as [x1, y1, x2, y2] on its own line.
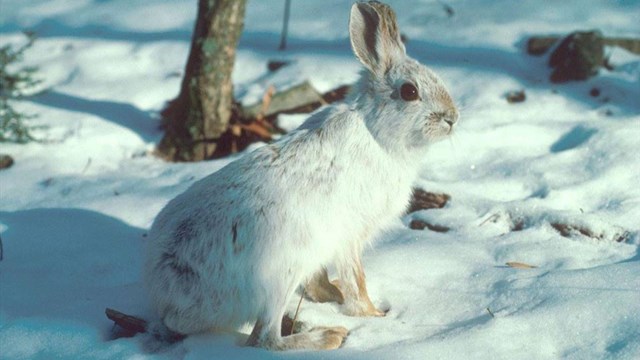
[400, 83, 419, 101]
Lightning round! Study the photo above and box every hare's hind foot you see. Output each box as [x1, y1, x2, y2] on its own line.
[306, 271, 385, 317]
[342, 298, 386, 317]
[305, 268, 344, 304]
[247, 320, 347, 351]
[304, 326, 349, 350]
[330, 278, 386, 317]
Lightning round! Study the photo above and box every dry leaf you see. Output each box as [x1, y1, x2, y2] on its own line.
[506, 261, 538, 269]
[240, 121, 273, 139]
[257, 85, 276, 121]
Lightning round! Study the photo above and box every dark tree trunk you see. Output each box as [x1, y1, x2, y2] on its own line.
[157, 0, 247, 161]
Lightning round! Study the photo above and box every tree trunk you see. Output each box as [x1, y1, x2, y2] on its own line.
[157, 0, 247, 161]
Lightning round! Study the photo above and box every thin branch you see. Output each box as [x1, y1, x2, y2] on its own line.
[290, 291, 304, 335]
[486, 307, 495, 318]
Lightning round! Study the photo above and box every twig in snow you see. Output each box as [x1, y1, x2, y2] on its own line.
[81, 157, 92, 174]
[486, 307, 495, 318]
[106, 308, 147, 334]
[437, 0, 455, 17]
[105, 307, 185, 342]
[478, 213, 500, 227]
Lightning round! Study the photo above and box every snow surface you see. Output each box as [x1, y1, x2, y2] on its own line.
[1, 0, 639, 359]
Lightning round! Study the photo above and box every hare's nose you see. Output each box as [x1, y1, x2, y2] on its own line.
[444, 108, 459, 127]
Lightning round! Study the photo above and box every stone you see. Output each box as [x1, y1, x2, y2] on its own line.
[0, 154, 14, 170]
[505, 90, 526, 103]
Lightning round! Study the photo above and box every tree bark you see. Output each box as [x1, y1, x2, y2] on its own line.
[157, 0, 247, 161]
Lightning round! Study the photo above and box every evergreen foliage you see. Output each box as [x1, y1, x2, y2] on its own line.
[0, 32, 42, 143]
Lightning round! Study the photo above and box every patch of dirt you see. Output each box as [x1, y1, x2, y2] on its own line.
[550, 222, 630, 243]
[409, 219, 450, 233]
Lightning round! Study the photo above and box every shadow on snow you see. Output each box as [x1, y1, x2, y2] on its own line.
[0, 208, 149, 336]
[31, 91, 162, 142]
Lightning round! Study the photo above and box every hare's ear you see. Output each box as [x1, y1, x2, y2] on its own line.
[349, 1, 406, 75]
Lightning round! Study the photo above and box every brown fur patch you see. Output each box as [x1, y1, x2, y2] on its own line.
[305, 268, 345, 304]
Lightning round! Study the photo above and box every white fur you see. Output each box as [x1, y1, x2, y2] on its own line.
[143, 1, 458, 350]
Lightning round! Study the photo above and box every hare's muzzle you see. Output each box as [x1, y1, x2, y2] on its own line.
[431, 108, 459, 134]
[443, 108, 459, 129]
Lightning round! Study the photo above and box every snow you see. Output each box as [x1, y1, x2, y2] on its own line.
[1, 0, 639, 359]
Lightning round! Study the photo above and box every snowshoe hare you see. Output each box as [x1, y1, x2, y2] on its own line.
[144, 0, 458, 351]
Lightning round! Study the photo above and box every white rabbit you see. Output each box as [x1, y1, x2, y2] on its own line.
[144, 0, 458, 351]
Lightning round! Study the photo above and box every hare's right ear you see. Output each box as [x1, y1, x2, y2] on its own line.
[349, 1, 406, 75]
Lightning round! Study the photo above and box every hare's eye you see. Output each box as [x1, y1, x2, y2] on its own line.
[400, 83, 419, 101]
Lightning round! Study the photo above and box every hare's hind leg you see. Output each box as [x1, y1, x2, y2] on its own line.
[305, 268, 344, 304]
[246, 318, 347, 351]
[245, 284, 347, 351]
[335, 252, 385, 317]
